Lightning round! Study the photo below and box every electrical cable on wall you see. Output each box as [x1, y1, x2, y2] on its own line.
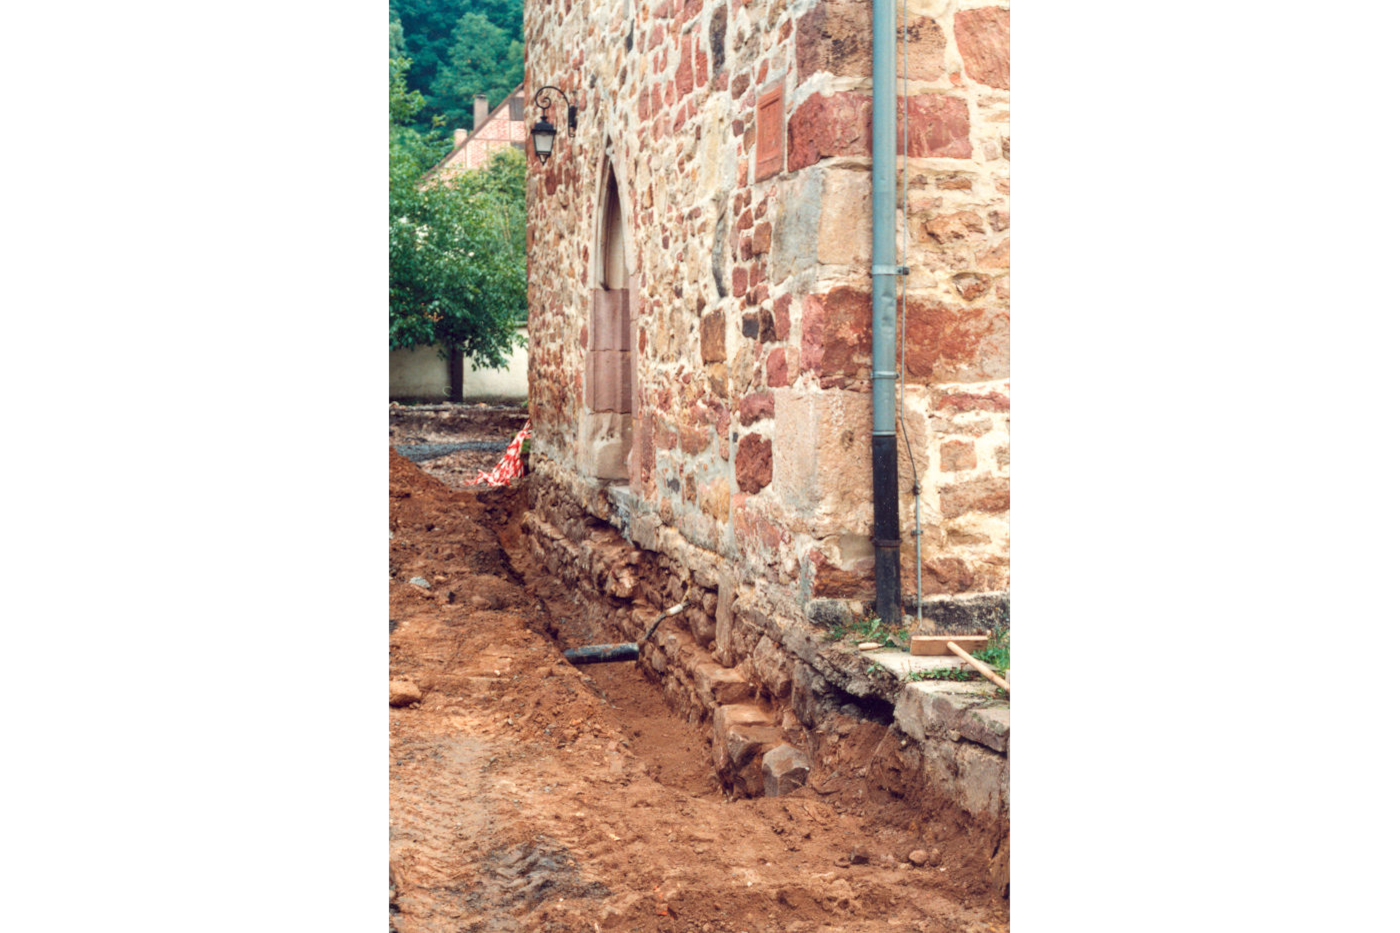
[895, 0, 924, 626]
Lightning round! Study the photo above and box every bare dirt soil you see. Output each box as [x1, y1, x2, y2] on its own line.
[390, 403, 529, 488]
[389, 413, 1010, 932]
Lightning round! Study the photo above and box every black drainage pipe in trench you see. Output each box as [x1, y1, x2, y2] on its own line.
[562, 643, 640, 664]
[562, 601, 687, 666]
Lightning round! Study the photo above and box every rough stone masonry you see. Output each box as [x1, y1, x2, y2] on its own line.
[522, 0, 1010, 839]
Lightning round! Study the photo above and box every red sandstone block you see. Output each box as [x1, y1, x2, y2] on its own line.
[938, 475, 1009, 519]
[954, 7, 1010, 90]
[737, 391, 774, 426]
[977, 238, 1010, 269]
[585, 348, 632, 413]
[677, 40, 695, 96]
[680, 425, 710, 455]
[700, 310, 726, 363]
[922, 210, 985, 245]
[772, 293, 792, 339]
[808, 549, 874, 600]
[590, 289, 630, 351]
[761, 83, 784, 179]
[940, 439, 977, 472]
[765, 348, 789, 387]
[732, 266, 749, 296]
[900, 298, 1008, 384]
[735, 434, 773, 493]
[787, 91, 872, 171]
[799, 287, 872, 383]
[935, 391, 1011, 413]
[899, 95, 972, 159]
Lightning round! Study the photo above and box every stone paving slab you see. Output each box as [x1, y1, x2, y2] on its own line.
[861, 649, 1010, 754]
[860, 648, 983, 679]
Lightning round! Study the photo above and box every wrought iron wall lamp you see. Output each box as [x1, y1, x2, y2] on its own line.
[530, 86, 578, 165]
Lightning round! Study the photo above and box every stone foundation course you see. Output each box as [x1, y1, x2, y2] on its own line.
[524, 467, 1008, 892]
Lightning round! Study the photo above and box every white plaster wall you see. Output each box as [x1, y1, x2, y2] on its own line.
[463, 327, 530, 402]
[390, 345, 451, 400]
[389, 328, 530, 402]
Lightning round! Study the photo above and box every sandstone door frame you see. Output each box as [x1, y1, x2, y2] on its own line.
[579, 140, 638, 483]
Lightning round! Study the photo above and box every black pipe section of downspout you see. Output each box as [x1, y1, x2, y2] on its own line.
[871, 0, 903, 626]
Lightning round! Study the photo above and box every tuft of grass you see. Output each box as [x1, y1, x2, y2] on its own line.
[824, 616, 908, 650]
[905, 667, 976, 683]
[971, 626, 1009, 673]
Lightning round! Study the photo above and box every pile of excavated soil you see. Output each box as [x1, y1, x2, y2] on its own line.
[389, 449, 1009, 932]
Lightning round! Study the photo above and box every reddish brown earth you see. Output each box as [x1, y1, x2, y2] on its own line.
[389, 444, 1009, 932]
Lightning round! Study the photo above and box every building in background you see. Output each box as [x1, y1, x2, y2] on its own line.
[431, 84, 528, 177]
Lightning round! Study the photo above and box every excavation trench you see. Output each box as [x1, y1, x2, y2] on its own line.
[390, 447, 1008, 932]
[500, 472, 1008, 896]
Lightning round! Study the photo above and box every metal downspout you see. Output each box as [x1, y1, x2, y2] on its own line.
[870, 0, 902, 626]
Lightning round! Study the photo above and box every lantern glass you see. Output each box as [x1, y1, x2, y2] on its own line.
[531, 119, 557, 163]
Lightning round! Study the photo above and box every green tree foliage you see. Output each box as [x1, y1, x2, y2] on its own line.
[390, 11, 407, 59]
[391, 25, 526, 365]
[459, 147, 527, 278]
[428, 12, 524, 131]
[390, 0, 523, 132]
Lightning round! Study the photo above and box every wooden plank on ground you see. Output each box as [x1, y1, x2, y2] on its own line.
[909, 635, 989, 656]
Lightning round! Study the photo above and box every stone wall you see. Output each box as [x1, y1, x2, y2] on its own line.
[523, 4, 1010, 880]
[524, 0, 1010, 620]
[522, 472, 1008, 893]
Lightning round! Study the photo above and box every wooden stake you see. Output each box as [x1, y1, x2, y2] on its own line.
[947, 642, 1011, 693]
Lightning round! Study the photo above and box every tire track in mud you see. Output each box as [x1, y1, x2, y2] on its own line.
[392, 719, 614, 933]
[391, 732, 496, 929]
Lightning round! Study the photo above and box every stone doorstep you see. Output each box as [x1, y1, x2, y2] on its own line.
[867, 650, 1010, 755]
